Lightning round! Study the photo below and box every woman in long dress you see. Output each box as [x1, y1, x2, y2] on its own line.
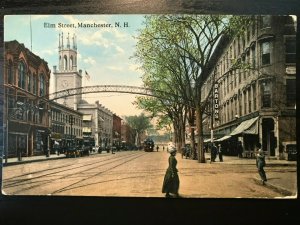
[162, 147, 180, 198]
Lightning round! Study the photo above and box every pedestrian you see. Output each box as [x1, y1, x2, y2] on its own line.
[218, 144, 223, 162]
[163, 146, 165, 151]
[211, 143, 217, 162]
[162, 147, 180, 198]
[156, 145, 159, 152]
[256, 143, 267, 185]
[237, 142, 243, 158]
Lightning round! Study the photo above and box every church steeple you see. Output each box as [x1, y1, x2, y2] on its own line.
[53, 32, 82, 110]
[58, 32, 77, 71]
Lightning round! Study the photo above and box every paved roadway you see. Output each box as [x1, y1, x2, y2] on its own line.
[2, 150, 297, 198]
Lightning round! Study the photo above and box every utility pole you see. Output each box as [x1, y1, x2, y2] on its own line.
[69, 115, 74, 146]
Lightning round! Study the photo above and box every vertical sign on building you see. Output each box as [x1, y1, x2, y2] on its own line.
[214, 83, 219, 120]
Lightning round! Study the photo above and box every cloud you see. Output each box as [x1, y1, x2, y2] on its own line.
[83, 56, 96, 65]
[107, 66, 123, 72]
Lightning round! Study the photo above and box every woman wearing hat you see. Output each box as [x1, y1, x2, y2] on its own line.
[162, 147, 180, 198]
[256, 143, 267, 184]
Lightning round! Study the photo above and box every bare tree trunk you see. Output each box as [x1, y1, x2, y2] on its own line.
[196, 104, 205, 163]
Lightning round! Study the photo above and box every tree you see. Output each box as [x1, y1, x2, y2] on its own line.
[125, 113, 153, 147]
[134, 15, 252, 162]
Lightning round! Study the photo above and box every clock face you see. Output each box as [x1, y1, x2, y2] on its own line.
[62, 80, 69, 88]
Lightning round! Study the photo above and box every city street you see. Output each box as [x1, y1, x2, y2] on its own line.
[2, 150, 297, 198]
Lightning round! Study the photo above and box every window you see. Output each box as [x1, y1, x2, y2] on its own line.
[248, 88, 252, 113]
[261, 80, 272, 108]
[253, 84, 257, 111]
[7, 60, 14, 84]
[27, 72, 31, 92]
[247, 29, 250, 43]
[70, 56, 74, 69]
[251, 45, 256, 68]
[261, 42, 271, 65]
[64, 55, 68, 70]
[261, 16, 271, 29]
[18, 61, 26, 89]
[286, 79, 296, 107]
[39, 73, 45, 96]
[32, 74, 37, 95]
[244, 92, 247, 114]
[285, 36, 296, 64]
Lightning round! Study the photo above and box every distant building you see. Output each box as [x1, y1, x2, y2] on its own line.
[121, 121, 135, 148]
[77, 100, 113, 148]
[49, 101, 83, 151]
[112, 114, 122, 149]
[202, 16, 296, 158]
[4, 40, 51, 157]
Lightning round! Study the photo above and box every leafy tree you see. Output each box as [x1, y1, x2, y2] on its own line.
[134, 15, 252, 162]
[125, 113, 153, 147]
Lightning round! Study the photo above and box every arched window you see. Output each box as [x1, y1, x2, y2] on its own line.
[39, 73, 45, 96]
[64, 55, 68, 70]
[18, 61, 26, 89]
[70, 55, 73, 70]
[27, 71, 32, 92]
[7, 60, 14, 84]
[33, 73, 37, 95]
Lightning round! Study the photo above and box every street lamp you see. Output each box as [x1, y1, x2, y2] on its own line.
[69, 115, 75, 146]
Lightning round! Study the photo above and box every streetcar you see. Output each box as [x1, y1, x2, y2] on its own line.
[143, 138, 155, 152]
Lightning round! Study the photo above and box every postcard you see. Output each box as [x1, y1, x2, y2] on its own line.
[1, 14, 297, 198]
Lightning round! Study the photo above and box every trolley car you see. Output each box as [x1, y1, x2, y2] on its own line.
[143, 138, 155, 152]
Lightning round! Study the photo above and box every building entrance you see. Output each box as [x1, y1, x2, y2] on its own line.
[262, 118, 276, 156]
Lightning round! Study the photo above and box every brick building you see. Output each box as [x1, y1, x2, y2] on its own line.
[4, 40, 51, 157]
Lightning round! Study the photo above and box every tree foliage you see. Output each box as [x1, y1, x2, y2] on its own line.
[133, 15, 253, 162]
[125, 113, 153, 146]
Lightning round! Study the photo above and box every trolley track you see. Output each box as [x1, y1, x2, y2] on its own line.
[4, 151, 148, 195]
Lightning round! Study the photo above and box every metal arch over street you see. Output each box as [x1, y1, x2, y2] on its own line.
[45, 85, 168, 102]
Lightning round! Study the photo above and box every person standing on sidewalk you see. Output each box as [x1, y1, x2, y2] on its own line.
[218, 144, 223, 162]
[237, 142, 243, 158]
[211, 143, 218, 162]
[256, 143, 267, 185]
[162, 147, 180, 198]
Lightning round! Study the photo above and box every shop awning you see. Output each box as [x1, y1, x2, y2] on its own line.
[204, 138, 216, 143]
[230, 117, 259, 136]
[215, 135, 231, 142]
[82, 127, 92, 133]
[83, 115, 92, 121]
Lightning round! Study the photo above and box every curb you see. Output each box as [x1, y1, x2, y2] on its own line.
[3, 156, 66, 167]
[252, 178, 294, 196]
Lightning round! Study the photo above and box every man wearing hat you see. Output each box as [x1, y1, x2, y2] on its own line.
[162, 147, 180, 198]
[256, 143, 267, 184]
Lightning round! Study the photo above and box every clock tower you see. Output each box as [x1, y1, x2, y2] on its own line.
[53, 32, 82, 110]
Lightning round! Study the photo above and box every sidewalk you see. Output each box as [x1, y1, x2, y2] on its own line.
[1, 153, 66, 166]
[203, 153, 297, 196]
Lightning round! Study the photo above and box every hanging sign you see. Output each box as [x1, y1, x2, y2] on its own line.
[214, 83, 219, 120]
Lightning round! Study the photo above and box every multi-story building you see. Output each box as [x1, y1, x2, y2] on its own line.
[77, 100, 113, 148]
[112, 114, 122, 149]
[4, 40, 51, 157]
[121, 121, 135, 148]
[202, 16, 296, 158]
[49, 101, 83, 151]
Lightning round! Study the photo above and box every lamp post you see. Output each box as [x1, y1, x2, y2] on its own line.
[69, 115, 74, 146]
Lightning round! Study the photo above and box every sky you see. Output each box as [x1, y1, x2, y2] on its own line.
[4, 15, 147, 118]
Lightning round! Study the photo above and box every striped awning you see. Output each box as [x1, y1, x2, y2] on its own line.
[215, 135, 231, 142]
[230, 117, 259, 136]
